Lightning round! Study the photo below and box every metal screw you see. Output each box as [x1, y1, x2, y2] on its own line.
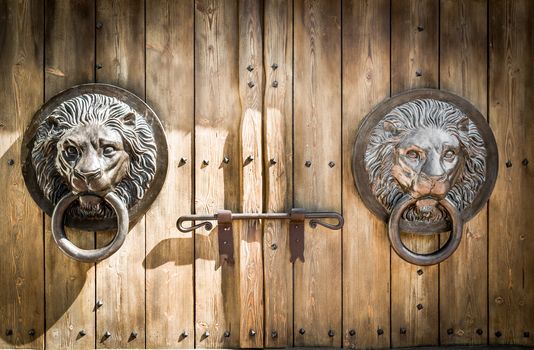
[522, 158, 529, 166]
[299, 328, 305, 335]
[349, 329, 356, 336]
[248, 81, 255, 88]
[506, 160, 512, 168]
[104, 331, 111, 338]
[476, 328, 483, 335]
[96, 21, 103, 29]
[28, 329, 35, 337]
[417, 25, 424, 31]
[223, 330, 230, 337]
[271, 63, 278, 70]
[203, 330, 210, 337]
[328, 161, 335, 168]
[223, 156, 230, 164]
[202, 160, 209, 166]
[377, 328, 384, 336]
[272, 81, 278, 88]
[305, 160, 312, 167]
[447, 328, 454, 335]
[130, 331, 138, 339]
[271, 243, 278, 250]
[417, 269, 424, 275]
[5, 329, 12, 336]
[95, 63, 103, 70]
[182, 330, 189, 338]
[7, 159, 14, 166]
[417, 303, 424, 310]
[270, 158, 277, 165]
[524, 331, 530, 338]
[415, 69, 422, 77]
[96, 300, 103, 308]
[400, 327, 407, 335]
[249, 329, 256, 336]
[271, 330, 278, 338]
[495, 331, 502, 338]
[328, 329, 335, 337]
[79, 329, 87, 337]
[247, 65, 254, 72]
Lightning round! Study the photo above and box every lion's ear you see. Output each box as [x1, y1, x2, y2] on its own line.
[383, 120, 399, 137]
[120, 112, 136, 127]
[46, 115, 58, 127]
[458, 117, 469, 132]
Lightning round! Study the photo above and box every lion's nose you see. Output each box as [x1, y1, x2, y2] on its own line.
[75, 168, 102, 182]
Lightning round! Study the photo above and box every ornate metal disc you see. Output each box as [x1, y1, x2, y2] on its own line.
[22, 83, 168, 231]
[352, 89, 498, 233]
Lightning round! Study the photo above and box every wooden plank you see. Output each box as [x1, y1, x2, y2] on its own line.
[294, 0, 342, 346]
[439, 0, 488, 345]
[263, 0, 294, 347]
[195, 0, 241, 347]
[145, 0, 194, 348]
[44, 0, 96, 349]
[95, 0, 145, 347]
[238, 0, 264, 348]
[341, 0, 391, 348]
[489, 0, 534, 346]
[390, 0, 440, 347]
[0, 0, 44, 349]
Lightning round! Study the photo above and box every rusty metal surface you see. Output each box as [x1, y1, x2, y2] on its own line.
[289, 208, 306, 263]
[216, 210, 234, 264]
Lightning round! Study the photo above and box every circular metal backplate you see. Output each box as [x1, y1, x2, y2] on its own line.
[21, 83, 168, 231]
[352, 89, 498, 233]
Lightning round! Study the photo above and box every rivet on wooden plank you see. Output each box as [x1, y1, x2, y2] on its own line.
[305, 160, 312, 167]
[505, 160, 512, 168]
[7, 159, 14, 166]
[249, 329, 256, 336]
[269, 158, 277, 165]
[328, 161, 335, 168]
[270, 243, 278, 250]
[299, 328, 305, 335]
[95, 63, 103, 70]
[202, 160, 209, 166]
[96, 21, 103, 29]
[416, 303, 424, 310]
[271, 330, 278, 338]
[5, 329, 13, 336]
[271, 63, 278, 70]
[223, 330, 231, 338]
[79, 329, 87, 337]
[272, 81, 278, 88]
[248, 81, 255, 88]
[328, 329, 335, 337]
[522, 158, 529, 166]
[181, 330, 189, 338]
[349, 329, 356, 336]
[223, 156, 230, 164]
[247, 65, 254, 72]
[495, 331, 502, 338]
[377, 328, 384, 336]
[179, 157, 187, 166]
[447, 328, 454, 335]
[524, 331, 530, 338]
[476, 328, 483, 335]
[417, 25, 424, 32]
[415, 69, 422, 77]
[400, 327, 407, 335]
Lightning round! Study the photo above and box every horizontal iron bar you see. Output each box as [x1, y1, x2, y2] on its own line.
[176, 210, 344, 233]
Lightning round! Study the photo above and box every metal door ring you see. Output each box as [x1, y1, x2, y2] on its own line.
[51, 192, 129, 263]
[388, 196, 463, 266]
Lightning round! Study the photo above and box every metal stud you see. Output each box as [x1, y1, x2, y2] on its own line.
[271, 243, 278, 250]
[272, 81, 278, 88]
[299, 328, 305, 335]
[203, 330, 210, 337]
[377, 328, 384, 336]
[130, 331, 138, 339]
[95, 63, 103, 70]
[522, 158, 529, 166]
[305, 160, 312, 167]
[247, 65, 254, 72]
[79, 329, 87, 337]
[270, 158, 277, 165]
[447, 328, 454, 335]
[415, 69, 422, 77]
[417, 303, 424, 310]
[476, 329, 483, 335]
[524, 331, 530, 338]
[96, 300, 103, 308]
[271, 330, 278, 338]
[223, 330, 231, 338]
[417, 25, 424, 32]
[5, 329, 13, 336]
[506, 160, 512, 168]
[249, 329, 256, 336]
[328, 161, 335, 168]
[271, 63, 278, 70]
[495, 331, 502, 338]
[246, 155, 254, 162]
[248, 81, 255, 88]
[328, 329, 335, 337]
[96, 21, 103, 29]
[104, 331, 111, 338]
[202, 160, 209, 166]
[400, 327, 407, 335]
[179, 157, 187, 166]
[349, 329, 356, 337]
[28, 329, 35, 337]
[7, 159, 14, 166]
[417, 269, 424, 275]
[182, 330, 189, 338]
[223, 156, 230, 164]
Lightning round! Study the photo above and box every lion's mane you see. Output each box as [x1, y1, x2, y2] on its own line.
[364, 99, 486, 221]
[31, 93, 157, 218]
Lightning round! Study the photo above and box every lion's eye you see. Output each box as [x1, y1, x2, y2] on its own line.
[103, 146, 116, 156]
[65, 146, 78, 158]
[443, 150, 456, 159]
[406, 150, 419, 160]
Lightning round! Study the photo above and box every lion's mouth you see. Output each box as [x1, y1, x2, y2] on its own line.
[77, 195, 106, 217]
[415, 198, 439, 218]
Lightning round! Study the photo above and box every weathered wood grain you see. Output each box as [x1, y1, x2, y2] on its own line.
[489, 0, 534, 346]
[440, 0, 488, 345]
[263, 0, 294, 347]
[390, 0, 439, 347]
[44, 0, 96, 348]
[0, 0, 44, 349]
[238, 0, 264, 347]
[294, 0, 342, 346]
[145, 0, 194, 348]
[195, 0, 241, 347]
[95, 0, 146, 347]
[342, 0, 391, 348]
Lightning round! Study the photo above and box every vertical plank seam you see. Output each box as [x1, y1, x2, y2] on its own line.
[143, 1, 147, 347]
[93, 1, 98, 348]
[291, 0, 296, 346]
[339, 0, 344, 345]
[42, 1, 47, 348]
[437, 0, 442, 345]
[389, 0, 393, 344]
[261, 1, 267, 347]
[486, 0, 491, 344]
[192, 0, 197, 347]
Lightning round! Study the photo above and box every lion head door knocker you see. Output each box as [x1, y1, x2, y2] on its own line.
[353, 89, 498, 265]
[22, 84, 168, 263]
